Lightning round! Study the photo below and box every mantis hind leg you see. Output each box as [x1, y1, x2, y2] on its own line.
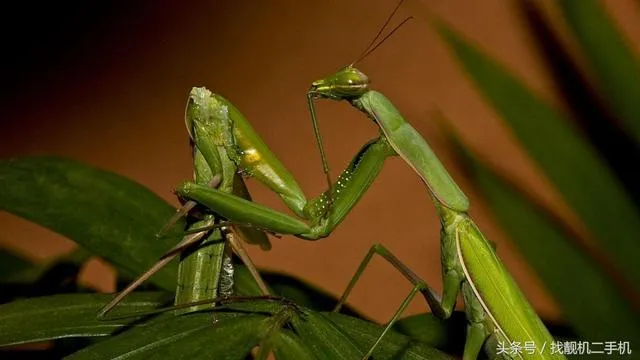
[334, 243, 463, 359]
[461, 283, 500, 360]
[464, 322, 489, 360]
[226, 229, 271, 296]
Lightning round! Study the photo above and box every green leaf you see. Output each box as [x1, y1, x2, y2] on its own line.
[0, 157, 185, 291]
[559, 0, 640, 142]
[391, 311, 467, 352]
[272, 331, 317, 360]
[292, 311, 453, 360]
[216, 298, 300, 315]
[435, 22, 640, 289]
[325, 312, 454, 360]
[290, 310, 366, 360]
[66, 313, 265, 360]
[262, 271, 362, 316]
[0, 292, 173, 346]
[0, 157, 318, 301]
[0, 250, 43, 284]
[0, 292, 452, 359]
[458, 144, 640, 343]
[216, 300, 451, 359]
[0, 248, 93, 303]
[233, 264, 364, 318]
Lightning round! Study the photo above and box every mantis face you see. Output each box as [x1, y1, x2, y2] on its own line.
[308, 66, 371, 100]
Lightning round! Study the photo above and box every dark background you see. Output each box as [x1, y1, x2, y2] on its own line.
[1, 0, 638, 323]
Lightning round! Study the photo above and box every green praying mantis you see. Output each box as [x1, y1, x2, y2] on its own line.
[99, 88, 275, 317]
[99, 1, 566, 359]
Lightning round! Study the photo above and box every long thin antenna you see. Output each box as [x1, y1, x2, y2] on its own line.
[354, 16, 413, 66]
[351, 0, 407, 65]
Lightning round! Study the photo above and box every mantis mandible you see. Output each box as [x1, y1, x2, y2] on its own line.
[169, 2, 567, 360]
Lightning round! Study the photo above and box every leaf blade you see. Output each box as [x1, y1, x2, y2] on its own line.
[0, 292, 173, 346]
[435, 22, 640, 289]
[559, 0, 640, 142]
[0, 157, 184, 290]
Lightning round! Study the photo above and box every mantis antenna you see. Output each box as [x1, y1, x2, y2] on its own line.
[351, 0, 413, 66]
[352, 16, 413, 67]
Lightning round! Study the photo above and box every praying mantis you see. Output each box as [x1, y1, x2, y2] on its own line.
[99, 1, 566, 359]
[99, 88, 275, 317]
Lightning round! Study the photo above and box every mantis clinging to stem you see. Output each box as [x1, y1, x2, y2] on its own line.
[100, 0, 565, 358]
[99, 88, 277, 317]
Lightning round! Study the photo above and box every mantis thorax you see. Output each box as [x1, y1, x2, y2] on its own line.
[435, 200, 468, 231]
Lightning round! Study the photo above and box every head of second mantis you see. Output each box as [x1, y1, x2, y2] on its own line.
[309, 66, 371, 100]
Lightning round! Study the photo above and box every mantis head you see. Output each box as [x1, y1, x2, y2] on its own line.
[308, 66, 370, 100]
[185, 87, 212, 141]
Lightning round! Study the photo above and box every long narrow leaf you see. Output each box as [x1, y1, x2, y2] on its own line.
[435, 22, 640, 289]
[0, 157, 325, 300]
[0, 250, 44, 284]
[559, 0, 640, 141]
[518, 0, 640, 206]
[272, 331, 318, 360]
[391, 311, 467, 353]
[0, 292, 173, 346]
[66, 313, 266, 360]
[324, 312, 454, 360]
[0, 157, 184, 290]
[290, 310, 364, 360]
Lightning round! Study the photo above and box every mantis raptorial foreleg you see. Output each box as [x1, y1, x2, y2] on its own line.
[174, 136, 396, 239]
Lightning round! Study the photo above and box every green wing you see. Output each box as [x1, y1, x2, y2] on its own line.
[457, 217, 564, 360]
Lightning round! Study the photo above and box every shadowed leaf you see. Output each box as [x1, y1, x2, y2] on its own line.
[0, 157, 185, 291]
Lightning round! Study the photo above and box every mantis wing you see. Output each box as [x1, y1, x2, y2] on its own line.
[457, 219, 562, 360]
